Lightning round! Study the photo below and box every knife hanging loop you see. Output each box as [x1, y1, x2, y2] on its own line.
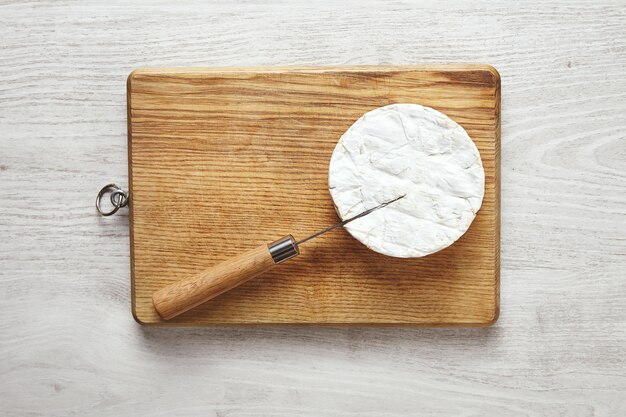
[96, 183, 129, 216]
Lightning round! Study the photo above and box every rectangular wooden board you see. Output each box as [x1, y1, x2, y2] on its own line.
[128, 65, 500, 325]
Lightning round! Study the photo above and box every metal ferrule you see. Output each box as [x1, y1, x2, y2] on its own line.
[268, 235, 300, 264]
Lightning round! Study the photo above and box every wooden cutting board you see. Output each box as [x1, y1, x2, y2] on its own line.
[128, 65, 500, 325]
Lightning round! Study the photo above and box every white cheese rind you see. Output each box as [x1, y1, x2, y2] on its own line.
[328, 103, 485, 258]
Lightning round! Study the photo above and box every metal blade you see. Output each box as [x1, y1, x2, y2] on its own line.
[295, 194, 406, 246]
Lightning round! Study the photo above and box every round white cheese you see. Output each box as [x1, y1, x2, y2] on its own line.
[328, 103, 485, 258]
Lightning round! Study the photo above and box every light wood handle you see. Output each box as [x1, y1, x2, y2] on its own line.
[153, 244, 277, 320]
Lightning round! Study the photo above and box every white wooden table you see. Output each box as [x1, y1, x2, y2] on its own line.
[1, 1, 625, 415]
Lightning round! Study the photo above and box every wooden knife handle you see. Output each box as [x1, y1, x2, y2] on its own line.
[152, 235, 299, 320]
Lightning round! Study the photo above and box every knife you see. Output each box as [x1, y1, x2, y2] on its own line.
[152, 195, 405, 320]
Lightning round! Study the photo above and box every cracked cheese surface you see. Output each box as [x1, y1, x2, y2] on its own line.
[328, 104, 485, 258]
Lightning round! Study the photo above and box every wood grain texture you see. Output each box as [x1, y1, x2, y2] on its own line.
[1, 0, 625, 416]
[152, 243, 278, 320]
[129, 65, 501, 325]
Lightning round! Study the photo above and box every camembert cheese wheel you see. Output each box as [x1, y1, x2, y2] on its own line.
[328, 104, 485, 258]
